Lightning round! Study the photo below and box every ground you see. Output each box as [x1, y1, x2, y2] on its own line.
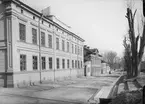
[0, 73, 120, 104]
[118, 72, 145, 94]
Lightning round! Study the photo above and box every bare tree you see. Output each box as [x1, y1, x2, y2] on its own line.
[123, 36, 132, 78]
[124, 0, 145, 78]
[103, 51, 117, 69]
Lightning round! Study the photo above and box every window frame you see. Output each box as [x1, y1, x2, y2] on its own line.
[75, 60, 77, 68]
[49, 57, 53, 69]
[32, 56, 38, 70]
[41, 31, 45, 46]
[62, 40, 65, 51]
[72, 44, 74, 53]
[19, 23, 26, 42]
[72, 60, 74, 68]
[20, 54, 26, 71]
[67, 42, 69, 52]
[56, 38, 59, 50]
[32, 28, 37, 44]
[48, 34, 52, 48]
[41, 57, 46, 70]
[62, 59, 65, 69]
[67, 59, 69, 69]
[56, 58, 59, 69]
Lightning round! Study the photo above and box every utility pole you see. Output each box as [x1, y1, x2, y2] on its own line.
[38, 14, 43, 83]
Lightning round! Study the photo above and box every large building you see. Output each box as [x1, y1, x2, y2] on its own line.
[0, 0, 84, 87]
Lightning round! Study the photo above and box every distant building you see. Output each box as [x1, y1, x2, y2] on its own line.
[84, 46, 102, 76]
[0, 0, 84, 87]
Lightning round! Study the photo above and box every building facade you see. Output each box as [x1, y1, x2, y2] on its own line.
[0, 0, 84, 87]
[84, 46, 102, 76]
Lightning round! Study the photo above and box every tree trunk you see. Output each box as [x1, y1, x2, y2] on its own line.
[133, 79, 142, 88]
[138, 62, 141, 76]
[124, 81, 129, 91]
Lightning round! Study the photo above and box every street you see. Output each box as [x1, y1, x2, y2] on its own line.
[0, 74, 119, 104]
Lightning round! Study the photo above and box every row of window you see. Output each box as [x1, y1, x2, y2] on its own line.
[19, 23, 82, 55]
[20, 23, 53, 48]
[20, 54, 83, 71]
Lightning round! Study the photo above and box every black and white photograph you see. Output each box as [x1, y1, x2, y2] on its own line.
[0, 0, 145, 104]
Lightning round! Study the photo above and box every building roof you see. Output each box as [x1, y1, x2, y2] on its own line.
[2, 0, 85, 42]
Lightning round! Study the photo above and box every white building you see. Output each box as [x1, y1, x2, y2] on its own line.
[0, 0, 84, 87]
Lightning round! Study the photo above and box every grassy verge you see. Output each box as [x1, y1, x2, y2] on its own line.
[109, 89, 143, 104]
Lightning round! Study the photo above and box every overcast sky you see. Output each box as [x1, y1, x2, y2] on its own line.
[21, 0, 142, 56]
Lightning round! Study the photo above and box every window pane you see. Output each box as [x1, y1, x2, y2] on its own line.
[32, 28, 37, 44]
[49, 57, 53, 69]
[19, 23, 26, 41]
[72, 60, 74, 68]
[56, 38, 59, 50]
[72, 44, 74, 53]
[41, 57, 46, 70]
[62, 40, 65, 51]
[67, 42, 69, 52]
[48, 35, 52, 48]
[56, 58, 59, 69]
[67, 59, 69, 68]
[20, 54, 26, 71]
[41, 32, 45, 46]
[75, 60, 77, 68]
[62, 59, 65, 69]
[33, 56, 38, 70]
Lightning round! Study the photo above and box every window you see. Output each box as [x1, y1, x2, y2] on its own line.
[75, 45, 77, 54]
[32, 28, 37, 44]
[41, 57, 46, 70]
[72, 44, 74, 53]
[81, 61, 82, 68]
[49, 57, 53, 69]
[67, 42, 69, 52]
[78, 46, 79, 55]
[80, 47, 82, 56]
[33, 56, 38, 70]
[67, 59, 69, 69]
[75, 60, 77, 68]
[33, 16, 35, 20]
[62, 40, 65, 51]
[20, 54, 26, 71]
[48, 35, 52, 48]
[78, 61, 80, 69]
[19, 23, 26, 41]
[21, 9, 23, 14]
[49, 24, 51, 28]
[56, 38, 59, 50]
[62, 59, 65, 69]
[41, 32, 45, 46]
[56, 58, 59, 69]
[72, 60, 74, 68]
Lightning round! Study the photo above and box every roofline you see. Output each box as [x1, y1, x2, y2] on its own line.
[3, 0, 85, 42]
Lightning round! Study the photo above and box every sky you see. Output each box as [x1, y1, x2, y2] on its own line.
[21, 0, 142, 56]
